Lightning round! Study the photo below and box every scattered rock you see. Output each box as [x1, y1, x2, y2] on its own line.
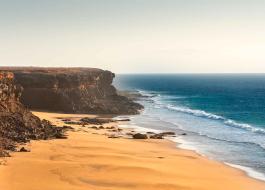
[181, 133, 187, 136]
[99, 126, 105, 129]
[106, 126, 115, 129]
[54, 133, 67, 139]
[132, 133, 148, 139]
[64, 121, 82, 125]
[160, 132, 176, 136]
[150, 134, 164, 139]
[62, 126, 74, 130]
[115, 119, 130, 122]
[147, 132, 156, 134]
[19, 147, 29, 152]
[80, 118, 113, 125]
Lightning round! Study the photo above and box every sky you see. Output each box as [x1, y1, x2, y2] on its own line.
[1, 0, 265, 73]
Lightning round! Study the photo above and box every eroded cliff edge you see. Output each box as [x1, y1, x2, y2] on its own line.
[0, 67, 143, 114]
[0, 72, 65, 156]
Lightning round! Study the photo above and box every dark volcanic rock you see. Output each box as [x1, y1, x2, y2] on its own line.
[0, 72, 65, 156]
[115, 118, 131, 122]
[150, 134, 164, 139]
[146, 132, 156, 134]
[62, 126, 74, 130]
[64, 121, 82, 125]
[0, 67, 143, 114]
[160, 132, 176, 136]
[132, 133, 148, 139]
[106, 126, 115, 129]
[19, 147, 29, 152]
[149, 131, 176, 139]
[80, 117, 113, 125]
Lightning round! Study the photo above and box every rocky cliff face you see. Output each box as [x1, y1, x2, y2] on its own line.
[0, 67, 143, 114]
[0, 71, 65, 156]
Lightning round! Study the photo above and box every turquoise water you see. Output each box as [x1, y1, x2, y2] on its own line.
[114, 74, 265, 181]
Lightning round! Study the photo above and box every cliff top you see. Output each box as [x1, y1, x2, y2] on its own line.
[0, 67, 104, 75]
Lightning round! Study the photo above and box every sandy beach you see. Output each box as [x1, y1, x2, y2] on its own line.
[0, 111, 264, 190]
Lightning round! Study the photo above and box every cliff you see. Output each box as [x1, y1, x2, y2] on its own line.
[0, 72, 65, 156]
[0, 67, 143, 114]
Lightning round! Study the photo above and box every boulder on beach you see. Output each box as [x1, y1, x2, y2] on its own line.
[150, 134, 164, 139]
[160, 132, 176, 136]
[19, 147, 29, 152]
[132, 133, 148, 139]
[147, 132, 156, 134]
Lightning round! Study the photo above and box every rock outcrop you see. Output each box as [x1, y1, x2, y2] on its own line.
[0, 67, 143, 114]
[0, 72, 65, 156]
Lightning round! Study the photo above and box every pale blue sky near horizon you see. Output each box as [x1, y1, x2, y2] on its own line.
[1, 0, 265, 73]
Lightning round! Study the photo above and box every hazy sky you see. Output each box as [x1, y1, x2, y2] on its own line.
[1, 0, 265, 73]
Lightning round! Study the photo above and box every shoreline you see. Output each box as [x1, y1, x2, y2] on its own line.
[0, 111, 264, 190]
[177, 137, 265, 183]
[131, 89, 265, 183]
[118, 120, 265, 183]
[175, 135, 265, 183]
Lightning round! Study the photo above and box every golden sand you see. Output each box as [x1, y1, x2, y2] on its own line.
[0, 111, 264, 190]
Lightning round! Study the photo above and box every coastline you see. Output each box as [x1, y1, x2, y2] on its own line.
[0, 111, 264, 190]
[118, 120, 265, 183]
[125, 89, 265, 182]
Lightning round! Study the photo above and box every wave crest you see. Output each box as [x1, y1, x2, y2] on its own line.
[166, 104, 265, 134]
[138, 90, 265, 135]
[166, 105, 224, 120]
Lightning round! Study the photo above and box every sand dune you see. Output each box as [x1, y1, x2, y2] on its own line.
[0, 112, 264, 190]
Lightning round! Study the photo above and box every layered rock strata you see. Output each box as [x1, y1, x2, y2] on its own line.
[0, 67, 143, 114]
[0, 72, 65, 156]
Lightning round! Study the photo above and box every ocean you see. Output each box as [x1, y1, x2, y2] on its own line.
[114, 74, 265, 181]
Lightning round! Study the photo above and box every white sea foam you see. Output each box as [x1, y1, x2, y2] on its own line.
[152, 97, 265, 134]
[224, 119, 265, 134]
[138, 90, 265, 133]
[225, 163, 265, 182]
[167, 135, 265, 182]
[135, 89, 265, 182]
[118, 124, 161, 133]
[119, 121, 265, 182]
[137, 90, 156, 98]
[180, 137, 265, 182]
[166, 104, 224, 120]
